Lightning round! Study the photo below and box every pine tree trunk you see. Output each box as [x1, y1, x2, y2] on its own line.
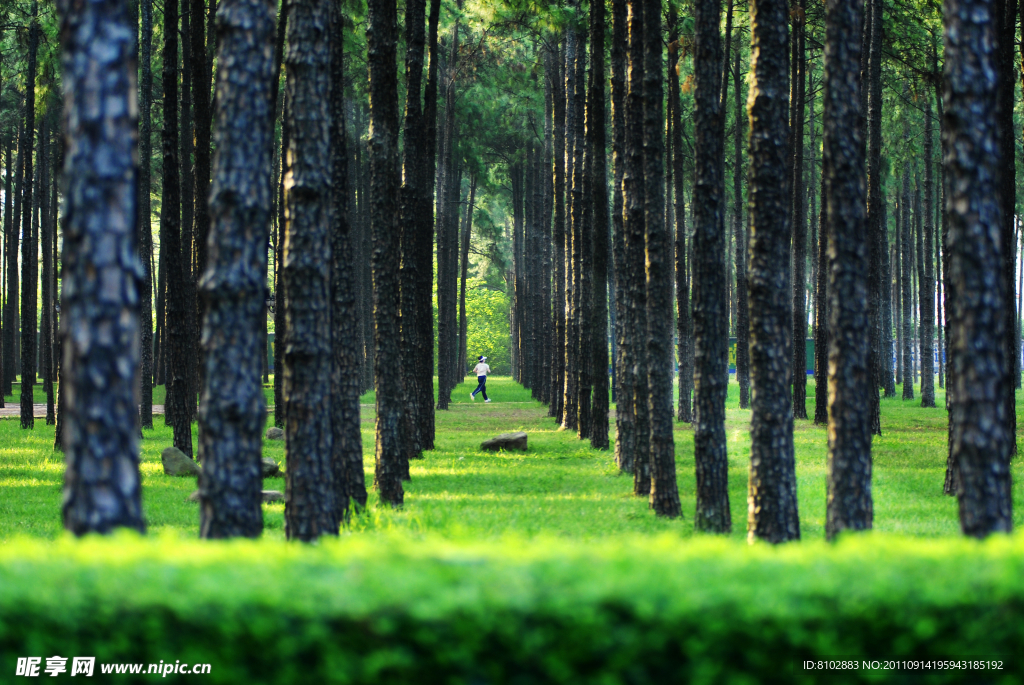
[283, 0, 341, 538]
[589, 0, 609, 450]
[611, 0, 635, 464]
[747, 0, 800, 543]
[945, 0, 1013, 535]
[625, 0, 651, 496]
[823, 0, 872, 539]
[457, 177, 475, 381]
[641, 0, 679, 516]
[791, 5, 808, 421]
[692, 0, 731, 532]
[2, 133, 14, 400]
[368, 0, 406, 507]
[20, 8, 39, 430]
[562, 23, 581, 433]
[865, 0, 884, 428]
[191, 0, 213, 389]
[180, 0, 198, 423]
[197, 0, 276, 538]
[59, 0, 146, 534]
[271, 0, 288, 428]
[40, 118, 53, 425]
[669, 8, 692, 424]
[161, 0, 194, 456]
[734, 27, 749, 411]
[577, 35, 594, 441]
[921, 98, 936, 408]
[997, 0, 1016, 446]
[551, 47, 567, 425]
[881, 196, 896, 397]
[901, 165, 914, 399]
[328, 0, 367, 517]
[139, 0, 155, 428]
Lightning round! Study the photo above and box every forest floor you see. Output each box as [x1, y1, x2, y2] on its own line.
[0, 376, 1022, 541]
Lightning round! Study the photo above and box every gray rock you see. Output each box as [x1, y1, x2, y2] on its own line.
[261, 457, 282, 478]
[262, 490, 284, 504]
[188, 490, 284, 504]
[162, 446, 201, 477]
[265, 427, 284, 441]
[480, 432, 528, 452]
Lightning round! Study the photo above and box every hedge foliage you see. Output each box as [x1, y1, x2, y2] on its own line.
[1, 532, 1023, 683]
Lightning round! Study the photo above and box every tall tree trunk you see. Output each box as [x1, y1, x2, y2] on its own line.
[669, 8, 692, 424]
[901, 166, 914, 398]
[865, 0, 884, 428]
[997, 0, 1016, 446]
[734, 26, 749, 411]
[815, 172, 829, 427]
[180, 0, 198, 423]
[625, 0, 650, 495]
[823, 0, 872, 539]
[562, 21, 581, 433]
[20, 6, 39, 430]
[3, 132, 14, 400]
[457, 177, 475, 380]
[577, 26, 594, 441]
[368, 0, 406, 507]
[41, 118, 53, 425]
[191, 0, 213, 395]
[272, 0, 288, 428]
[399, 0, 426, 455]
[198, 0, 276, 539]
[59, 0, 146, 534]
[139, 0, 155, 428]
[551, 47, 567, 425]
[328, 0, 367, 518]
[611, 0, 635, 465]
[881, 196, 896, 397]
[161, 0, 194, 455]
[791, 2, 808, 421]
[747, 0, 800, 543]
[589, 0, 609, 451]
[692, 0, 731, 532]
[921, 99, 936, 408]
[283, 0, 341, 539]
[945, 0, 1013, 535]
[643, 0, 680, 517]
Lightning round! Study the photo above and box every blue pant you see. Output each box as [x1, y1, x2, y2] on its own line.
[471, 376, 488, 400]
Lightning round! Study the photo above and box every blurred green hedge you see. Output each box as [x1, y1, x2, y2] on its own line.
[1, 532, 1022, 684]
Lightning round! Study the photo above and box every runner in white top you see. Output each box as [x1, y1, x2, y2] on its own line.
[470, 357, 491, 402]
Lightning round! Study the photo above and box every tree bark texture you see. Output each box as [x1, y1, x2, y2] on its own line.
[161, 0, 194, 455]
[562, 23, 580, 433]
[734, 27, 749, 411]
[58, 0, 146, 534]
[865, 0, 883, 431]
[197, 0, 277, 539]
[943, 0, 1013, 536]
[329, 0, 367, 518]
[3, 132, 15, 399]
[901, 166, 914, 398]
[921, 96, 936, 408]
[283, 0, 340, 539]
[552, 49, 567, 425]
[368, 0, 405, 507]
[625, 0, 651, 496]
[20, 9, 40, 430]
[191, 0, 214, 386]
[139, 0, 154, 428]
[791, 5, 808, 422]
[747, 0, 800, 543]
[823, 0, 872, 540]
[692, 0, 731, 533]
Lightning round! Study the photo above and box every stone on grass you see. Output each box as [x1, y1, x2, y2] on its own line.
[480, 432, 528, 452]
[162, 447, 201, 477]
[265, 427, 284, 441]
[261, 457, 282, 478]
[188, 490, 284, 504]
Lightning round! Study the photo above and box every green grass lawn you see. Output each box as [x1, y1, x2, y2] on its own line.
[0, 375, 1021, 542]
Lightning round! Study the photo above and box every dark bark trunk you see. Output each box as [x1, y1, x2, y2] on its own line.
[271, 0, 288, 428]
[611, 0, 635, 464]
[59, 0, 146, 534]
[921, 97, 936, 408]
[901, 165, 914, 399]
[643, 0, 680, 517]
[578, 26, 594, 441]
[368, 0, 405, 507]
[197, 0, 276, 538]
[180, 0, 198, 424]
[670, 9, 692, 424]
[458, 177, 475, 380]
[997, 0, 1016, 447]
[41, 118, 53, 425]
[191, 0, 213, 392]
[282, 0, 340, 538]
[734, 26, 749, 411]
[418, 0, 440, 439]
[944, 0, 1013, 535]
[161, 0, 195, 455]
[747, 0, 800, 542]
[562, 22, 581, 433]
[139, 0, 154, 428]
[399, 0, 427, 455]
[823, 0, 872, 539]
[865, 0, 883, 429]
[881, 196, 896, 397]
[692, 0, 731, 533]
[792, 3, 808, 421]
[329, 0, 367, 517]
[588, 0, 609, 450]
[20, 9, 39, 430]
[625, 0, 650, 495]
[552, 47, 567, 425]
[3, 132, 13, 400]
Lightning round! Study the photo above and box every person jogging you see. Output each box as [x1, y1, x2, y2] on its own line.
[470, 356, 492, 402]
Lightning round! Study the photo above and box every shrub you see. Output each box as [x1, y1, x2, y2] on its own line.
[0, 532, 1022, 683]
